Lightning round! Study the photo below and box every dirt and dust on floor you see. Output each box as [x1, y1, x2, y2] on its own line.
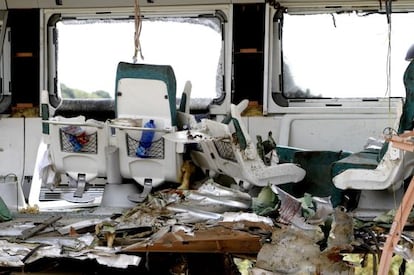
[1, 176, 414, 274]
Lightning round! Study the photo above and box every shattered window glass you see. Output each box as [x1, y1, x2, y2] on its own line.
[56, 16, 223, 106]
[282, 12, 414, 99]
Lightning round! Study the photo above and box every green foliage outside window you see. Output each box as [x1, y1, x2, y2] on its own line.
[60, 83, 111, 99]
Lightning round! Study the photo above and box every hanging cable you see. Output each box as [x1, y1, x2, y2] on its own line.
[133, 0, 144, 63]
[384, 0, 394, 155]
[382, 0, 402, 218]
[20, 116, 26, 211]
[331, 14, 336, 28]
[384, 0, 392, 98]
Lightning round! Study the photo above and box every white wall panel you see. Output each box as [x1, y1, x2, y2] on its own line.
[0, 118, 24, 177]
[247, 113, 398, 153]
[0, 118, 42, 179]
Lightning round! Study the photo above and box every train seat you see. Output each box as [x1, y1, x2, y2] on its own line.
[332, 55, 414, 198]
[191, 100, 306, 188]
[27, 115, 107, 208]
[50, 116, 107, 202]
[176, 80, 198, 131]
[110, 62, 182, 202]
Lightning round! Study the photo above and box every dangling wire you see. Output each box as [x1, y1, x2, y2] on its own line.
[382, 0, 402, 220]
[384, 0, 394, 150]
[133, 0, 144, 63]
[385, 0, 392, 98]
[331, 13, 336, 28]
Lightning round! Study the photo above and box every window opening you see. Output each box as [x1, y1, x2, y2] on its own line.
[281, 12, 414, 99]
[55, 16, 223, 109]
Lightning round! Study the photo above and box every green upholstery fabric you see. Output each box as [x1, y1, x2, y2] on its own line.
[293, 150, 351, 207]
[178, 93, 188, 113]
[277, 148, 351, 207]
[276, 145, 306, 163]
[218, 113, 246, 150]
[331, 150, 379, 177]
[0, 196, 12, 222]
[231, 118, 247, 150]
[399, 59, 414, 133]
[115, 62, 177, 126]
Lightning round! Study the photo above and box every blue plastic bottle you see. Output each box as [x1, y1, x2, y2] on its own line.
[136, 119, 156, 157]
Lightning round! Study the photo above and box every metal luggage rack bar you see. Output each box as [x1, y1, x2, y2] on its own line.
[108, 122, 173, 133]
[45, 120, 104, 129]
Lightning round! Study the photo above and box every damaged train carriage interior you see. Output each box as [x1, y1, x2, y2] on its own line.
[2, 0, 414, 273]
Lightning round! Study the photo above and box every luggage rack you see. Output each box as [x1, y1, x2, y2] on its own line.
[126, 134, 164, 159]
[60, 129, 98, 154]
[213, 138, 236, 162]
[108, 121, 173, 160]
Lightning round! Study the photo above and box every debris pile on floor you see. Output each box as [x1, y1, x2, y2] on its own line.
[1, 178, 414, 273]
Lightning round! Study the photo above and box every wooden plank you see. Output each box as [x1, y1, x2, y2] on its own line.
[378, 131, 414, 274]
[387, 130, 414, 152]
[378, 176, 414, 274]
[122, 223, 267, 254]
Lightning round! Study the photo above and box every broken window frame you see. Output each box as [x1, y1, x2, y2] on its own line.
[0, 11, 11, 114]
[43, 6, 229, 114]
[266, 3, 414, 111]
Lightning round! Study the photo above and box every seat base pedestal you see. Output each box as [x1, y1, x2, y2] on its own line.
[128, 178, 153, 203]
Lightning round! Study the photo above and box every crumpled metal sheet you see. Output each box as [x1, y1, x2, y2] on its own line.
[222, 212, 273, 226]
[168, 204, 223, 224]
[58, 218, 110, 235]
[64, 246, 141, 269]
[196, 179, 251, 201]
[26, 233, 95, 251]
[0, 240, 34, 267]
[271, 186, 334, 230]
[0, 221, 37, 237]
[0, 238, 141, 269]
[185, 191, 250, 209]
[165, 180, 252, 223]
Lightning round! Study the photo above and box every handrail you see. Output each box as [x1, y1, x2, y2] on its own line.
[108, 122, 173, 133]
[44, 120, 105, 129]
